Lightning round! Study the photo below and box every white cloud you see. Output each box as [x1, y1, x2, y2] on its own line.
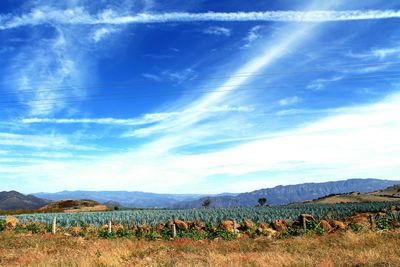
[243, 25, 264, 47]
[92, 27, 117, 42]
[6, 93, 399, 193]
[0, 132, 94, 150]
[2, 9, 400, 30]
[203, 26, 231, 36]
[307, 76, 343, 91]
[278, 96, 301, 106]
[21, 113, 177, 126]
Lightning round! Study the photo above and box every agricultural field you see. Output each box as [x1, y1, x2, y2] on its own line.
[1, 201, 400, 266]
[1, 201, 399, 227]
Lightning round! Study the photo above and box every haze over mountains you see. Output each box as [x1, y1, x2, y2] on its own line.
[32, 178, 400, 209]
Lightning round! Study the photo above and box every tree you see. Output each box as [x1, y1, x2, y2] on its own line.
[202, 198, 211, 208]
[257, 197, 267, 207]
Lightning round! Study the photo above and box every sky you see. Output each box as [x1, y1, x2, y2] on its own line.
[0, 0, 399, 194]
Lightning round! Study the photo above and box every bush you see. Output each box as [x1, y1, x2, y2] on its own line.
[116, 228, 134, 238]
[348, 223, 363, 232]
[0, 219, 5, 231]
[376, 217, 389, 230]
[26, 223, 41, 234]
[98, 230, 116, 239]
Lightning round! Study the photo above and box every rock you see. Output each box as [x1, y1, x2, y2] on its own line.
[220, 220, 234, 232]
[155, 223, 164, 231]
[5, 216, 18, 230]
[193, 219, 204, 231]
[272, 219, 287, 232]
[320, 220, 333, 232]
[174, 220, 189, 230]
[376, 212, 386, 218]
[347, 213, 370, 227]
[71, 226, 81, 235]
[64, 233, 72, 237]
[166, 220, 174, 229]
[330, 220, 346, 230]
[113, 224, 124, 231]
[243, 219, 255, 230]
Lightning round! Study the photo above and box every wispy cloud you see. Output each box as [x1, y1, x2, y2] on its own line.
[243, 25, 264, 48]
[92, 27, 118, 42]
[307, 76, 343, 91]
[202, 26, 231, 36]
[0, 132, 94, 150]
[278, 96, 301, 106]
[2, 9, 400, 30]
[21, 113, 177, 126]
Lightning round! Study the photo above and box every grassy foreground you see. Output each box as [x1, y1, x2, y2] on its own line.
[1, 230, 400, 267]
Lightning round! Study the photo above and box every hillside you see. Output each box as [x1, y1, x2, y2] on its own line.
[39, 199, 109, 213]
[0, 191, 48, 211]
[171, 178, 400, 208]
[303, 191, 399, 204]
[33, 191, 207, 208]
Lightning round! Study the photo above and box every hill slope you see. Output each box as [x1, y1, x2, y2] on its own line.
[33, 191, 207, 208]
[39, 199, 109, 213]
[0, 191, 48, 210]
[172, 178, 400, 208]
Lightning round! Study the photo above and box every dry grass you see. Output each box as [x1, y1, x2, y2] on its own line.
[1, 230, 399, 266]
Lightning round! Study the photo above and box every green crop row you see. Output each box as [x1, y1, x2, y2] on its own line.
[1, 201, 399, 227]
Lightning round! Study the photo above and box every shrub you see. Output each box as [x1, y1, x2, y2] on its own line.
[376, 217, 389, 230]
[348, 223, 363, 233]
[0, 219, 5, 231]
[116, 228, 134, 238]
[98, 230, 116, 239]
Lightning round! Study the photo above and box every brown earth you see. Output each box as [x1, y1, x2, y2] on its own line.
[1, 230, 400, 266]
[39, 199, 109, 213]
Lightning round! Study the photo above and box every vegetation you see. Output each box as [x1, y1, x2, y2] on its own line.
[1, 229, 400, 266]
[257, 197, 267, 206]
[1, 201, 399, 227]
[202, 198, 211, 208]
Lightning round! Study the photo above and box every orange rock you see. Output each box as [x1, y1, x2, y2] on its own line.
[220, 220, 234, 232]
[243, 219, 255, 230]
[166, 220, 174, 229]
[272, 219, 287, 232]
[71, 226, 81, 235]
[5, 216, 18, 230]
[174, 220, 189, 230]
[193, 219, 204, 230]
[155, 223, 164, 231]
[320, 220, 333, 232]
[330, 220, 346, 230]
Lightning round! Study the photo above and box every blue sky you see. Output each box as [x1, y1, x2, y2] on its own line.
[0, 0, 399, 194]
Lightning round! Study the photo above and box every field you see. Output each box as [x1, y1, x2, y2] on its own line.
[1, 202, 400, 266]
[1, 229, 400, 266]
[2, 201, 400, 227]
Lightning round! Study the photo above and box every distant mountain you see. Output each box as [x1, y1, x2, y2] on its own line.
[171, 178, 400, 208]
[0, 191, 49, 210]
[33, 191, 207, 208]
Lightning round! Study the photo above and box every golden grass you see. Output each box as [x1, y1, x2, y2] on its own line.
[1, 230, 399, 267]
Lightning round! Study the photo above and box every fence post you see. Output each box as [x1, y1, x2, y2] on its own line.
[108, 220, 112, 234]
[369, 215, 375, 229]
[302, 215, 307, 231]
[233, 219, 237, 234]
[52, 217, 57, 235]
[172, 223, 177, 239]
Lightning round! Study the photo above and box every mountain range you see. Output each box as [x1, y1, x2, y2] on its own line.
[33, 178, 400, 209]
[171, 178, 400, 208]
[0, 191, 48, 210]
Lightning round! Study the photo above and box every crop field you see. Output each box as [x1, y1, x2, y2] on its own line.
[2, 201, 400, 227]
